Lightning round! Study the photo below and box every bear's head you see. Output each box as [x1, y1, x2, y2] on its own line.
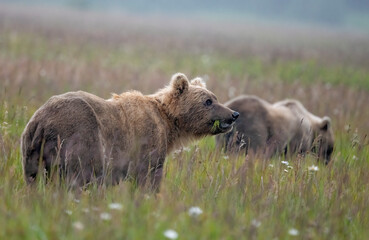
[162, 73, 239, 138]
[312, 116, 334, 164]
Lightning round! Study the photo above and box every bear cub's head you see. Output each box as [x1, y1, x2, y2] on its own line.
[163, 73, 239, 137]
[313, 116, 334, 164]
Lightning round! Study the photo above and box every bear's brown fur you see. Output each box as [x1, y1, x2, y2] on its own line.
[216, 95, 334, 163]
[21, 73, 239, 189]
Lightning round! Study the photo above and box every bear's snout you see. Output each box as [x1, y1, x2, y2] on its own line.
[222, 110, 239, 125]
[226, 111, 239, 124]
[232, 111, 239, 121]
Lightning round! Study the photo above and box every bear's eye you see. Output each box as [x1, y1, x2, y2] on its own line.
[205, 99, 212, 106]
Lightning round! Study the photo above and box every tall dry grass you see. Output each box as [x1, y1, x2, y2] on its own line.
[1, 4, 369, 239]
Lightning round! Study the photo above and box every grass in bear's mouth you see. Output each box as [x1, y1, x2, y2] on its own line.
[211, 120, 220, 132]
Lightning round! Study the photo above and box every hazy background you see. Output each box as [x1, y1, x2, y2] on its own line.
[1, 0, 369, 32]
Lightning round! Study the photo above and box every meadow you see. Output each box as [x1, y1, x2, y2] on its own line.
[1, 5, 369, 239]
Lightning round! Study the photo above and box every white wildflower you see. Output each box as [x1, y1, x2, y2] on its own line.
[65, 210, 72, 215]
[268, 164, 274, 168]
[308, 165, 319, 171]
[284, 169, 288, 173]
[188, 206, 203, 217]
[163, 229, 178, 239]
[182, 147, 191, 152]
[287, 166, 293, 169]
[82, 208, 90, 213]
[73, 221, 84, 231]
[281, 161, 289, 166]
[223, 155, 229, 160]
[173, 149, 182, 155]
[92, 207, 100, 211]
[108, 203, 123, 211]
[100, 212, 112, 221]
[288, 228, 299, 236]
[251, 219, 261, 228]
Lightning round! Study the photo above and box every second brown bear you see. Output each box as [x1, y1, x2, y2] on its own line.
[216, 95, 334, 164]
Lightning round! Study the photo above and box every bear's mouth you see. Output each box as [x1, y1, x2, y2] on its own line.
[211, 120, 234, 134]
[219, 122, 233, 130]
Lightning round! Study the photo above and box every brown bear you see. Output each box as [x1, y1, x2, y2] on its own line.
[216, 95, 334, 164]
[21, 73, 239, 189]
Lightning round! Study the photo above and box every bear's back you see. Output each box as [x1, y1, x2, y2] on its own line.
[225, 95, 272, 128]
[27, 91, 122, 143]
[273, 99, 316, 123]
[273, 99, 318, 154]
[218, 95, 272, 153]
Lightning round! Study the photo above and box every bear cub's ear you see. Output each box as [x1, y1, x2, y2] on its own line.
[171, 73, 189, 97]
[190, 77, 206, 88]
[320, 116, 331, 131]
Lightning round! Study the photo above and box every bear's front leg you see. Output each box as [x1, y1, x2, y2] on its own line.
[136, 160, 164, 192]
[148, 165, 163, 192]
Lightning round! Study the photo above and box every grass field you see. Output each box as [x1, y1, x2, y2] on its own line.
[1, 4, 369, 240]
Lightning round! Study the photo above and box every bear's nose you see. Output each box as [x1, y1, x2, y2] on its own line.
[232, 111, 239, 120]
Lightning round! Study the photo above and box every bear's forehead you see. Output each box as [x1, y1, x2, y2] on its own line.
[190, 86, 217, 99]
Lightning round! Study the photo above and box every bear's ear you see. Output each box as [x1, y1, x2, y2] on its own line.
[170, 73, 189, 97]
[190, 77, 206, 88]
[320, 116, 331, 131]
